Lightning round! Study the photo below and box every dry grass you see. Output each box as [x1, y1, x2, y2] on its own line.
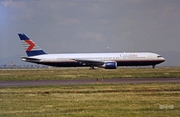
[0, 84, 179, 117]
[0, 67, 180, 81]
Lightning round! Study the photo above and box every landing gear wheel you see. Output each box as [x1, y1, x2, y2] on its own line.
[89, 65, 95, 70]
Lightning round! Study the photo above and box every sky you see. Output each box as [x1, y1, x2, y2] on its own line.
[0, 0, 180, 66]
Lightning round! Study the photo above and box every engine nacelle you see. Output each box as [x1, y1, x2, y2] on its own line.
[101, 62, 117, 69]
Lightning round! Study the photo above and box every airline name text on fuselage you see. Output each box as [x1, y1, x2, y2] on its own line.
[120, 54, 138, 58]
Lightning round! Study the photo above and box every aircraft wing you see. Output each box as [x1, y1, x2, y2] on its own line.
[72, 59, 105, 66]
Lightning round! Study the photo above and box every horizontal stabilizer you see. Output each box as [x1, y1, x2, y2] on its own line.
[21, 57, 41, 63]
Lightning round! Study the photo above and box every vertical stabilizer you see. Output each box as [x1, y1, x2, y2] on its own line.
[18, 33, 47, 56]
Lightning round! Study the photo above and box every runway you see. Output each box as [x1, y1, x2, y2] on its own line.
[0, 78, 180, 87]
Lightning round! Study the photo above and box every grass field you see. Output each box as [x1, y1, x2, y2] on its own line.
[0, 67, 180, 117]
[0, 84, 179, 117]
[0, 67, 180, 81]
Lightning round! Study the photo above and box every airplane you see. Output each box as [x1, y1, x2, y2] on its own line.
[18, 33, 165, 69]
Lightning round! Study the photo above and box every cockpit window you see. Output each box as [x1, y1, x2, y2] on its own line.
[157, 56, 162, 58]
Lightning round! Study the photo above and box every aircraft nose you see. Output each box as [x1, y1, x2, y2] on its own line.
[161, 57, 165, 62]
[157, 55, 165, 62]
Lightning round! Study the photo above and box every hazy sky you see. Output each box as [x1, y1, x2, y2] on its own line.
[1, 0, 180, 66]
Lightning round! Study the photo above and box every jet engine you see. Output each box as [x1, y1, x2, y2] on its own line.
[100, 62, 117, 69]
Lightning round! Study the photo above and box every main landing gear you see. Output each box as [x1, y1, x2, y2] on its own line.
[89, 65, 95, 70]
[152, 65, 155, 69]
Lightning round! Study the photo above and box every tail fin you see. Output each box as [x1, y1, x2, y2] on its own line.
[18, 33, 47, 56]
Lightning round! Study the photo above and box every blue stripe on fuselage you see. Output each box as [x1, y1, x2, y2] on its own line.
[30, 60, 164, 67]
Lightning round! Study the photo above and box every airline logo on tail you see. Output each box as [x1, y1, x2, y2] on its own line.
[23, 40, 35, 51]
[18, 33, 46, 56]
[21, 40, 41, 52]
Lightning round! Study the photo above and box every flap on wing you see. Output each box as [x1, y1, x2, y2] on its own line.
[21, 56, 41, 62]
[72, 59, 105, 65]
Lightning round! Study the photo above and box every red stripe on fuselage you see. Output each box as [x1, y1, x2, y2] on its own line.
[25, 40, 35, 51]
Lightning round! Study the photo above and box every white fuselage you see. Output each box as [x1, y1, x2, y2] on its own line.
[22, 52, 165, 68]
